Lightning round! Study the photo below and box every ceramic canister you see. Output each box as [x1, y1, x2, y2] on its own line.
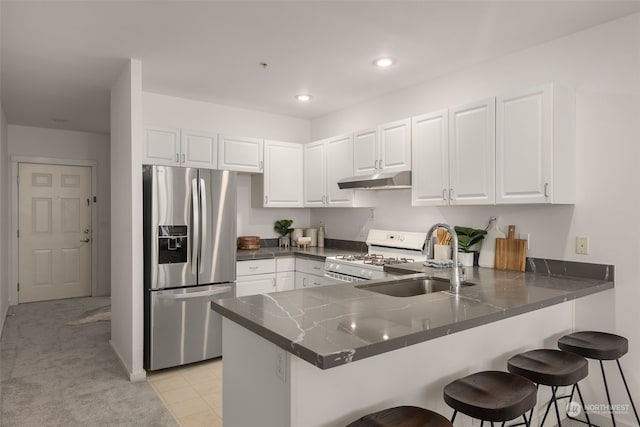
[291, 228, 304, 247]
[304, 228, 318, 247]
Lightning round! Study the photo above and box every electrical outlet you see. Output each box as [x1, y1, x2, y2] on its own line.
[518, 233, 530, 250]
[275, 350, 287, 382]
[576, 236, 589, 255]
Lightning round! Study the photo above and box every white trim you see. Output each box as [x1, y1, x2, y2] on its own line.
[110, 339, 147, 382]
[10, 156, 99, 305]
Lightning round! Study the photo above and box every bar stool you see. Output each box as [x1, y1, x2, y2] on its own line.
[558, 331, 640, 426]
[507, 349, 591, 426]
[443, 371, 537, 426]
[346, 406, 453, 427]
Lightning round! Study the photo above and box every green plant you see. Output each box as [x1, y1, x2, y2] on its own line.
[274, 219, 294, 237]
[454, 226, 487, 253]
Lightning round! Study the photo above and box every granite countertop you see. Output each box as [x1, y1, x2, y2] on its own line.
[212, 262, 614, 370]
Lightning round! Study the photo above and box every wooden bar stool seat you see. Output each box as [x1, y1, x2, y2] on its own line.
[558, 331, 640, 426]
[508, 349, 591, 426]
[443, 371, 537, 426]
[346, 406, 453, 427]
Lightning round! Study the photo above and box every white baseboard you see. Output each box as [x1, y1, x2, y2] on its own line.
[109, 339, 147, 383]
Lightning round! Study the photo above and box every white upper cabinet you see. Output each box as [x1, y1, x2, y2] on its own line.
[180, 129, 217, 169]
[379, 118, 412, 173]
[303, 140, 326, 207]
[449, 98, 496, 205]
[218, 135, 264, 173]
[496, 83, 575, 204]
[144, 127, 218, 169]
[144, 127, 181, 166]
[353, 128, 378, 176]
[325, 134, 354, 206]
[353, 118, 411, 175]
[304, 134, 354, 207]
[261, 140, 303, 207]
[411, 110, 449, 206]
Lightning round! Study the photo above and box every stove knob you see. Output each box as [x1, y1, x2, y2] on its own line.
[335, 264, 340, 270]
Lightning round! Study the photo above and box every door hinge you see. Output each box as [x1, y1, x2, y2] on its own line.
[17, 229, 19, 238]
[16, 175, 19, 185]
[17, 283, 19, 292]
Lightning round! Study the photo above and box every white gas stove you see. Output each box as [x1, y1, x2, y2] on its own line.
[324, 229, 428, 282]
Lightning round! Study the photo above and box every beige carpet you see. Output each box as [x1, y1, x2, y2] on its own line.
[0, 297, 177, 426]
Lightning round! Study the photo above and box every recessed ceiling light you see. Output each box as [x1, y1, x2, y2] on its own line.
[373, 57, 395, 68]
[295, 94, 313, 102]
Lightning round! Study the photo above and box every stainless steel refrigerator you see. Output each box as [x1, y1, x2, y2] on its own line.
[143, 165, 237, 371]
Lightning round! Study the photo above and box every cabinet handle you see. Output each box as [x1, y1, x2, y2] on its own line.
[544, 182, 549, 198]
[449, 188, 455, 203]
[265, 195, 268, 204]
[175, 153, 179, 163]
[182, 153, 186, 163]
[249, 266, 259, 270]
[259, 161, 263, 170]
[322, 195, 326, 204]
[442, 189, 447, 200]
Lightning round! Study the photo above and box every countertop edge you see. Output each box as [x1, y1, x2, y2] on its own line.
[212, 279, 614, 370]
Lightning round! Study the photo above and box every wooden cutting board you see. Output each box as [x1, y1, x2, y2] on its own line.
[494, 225, 527, 272]
[237, 236, 261, 250]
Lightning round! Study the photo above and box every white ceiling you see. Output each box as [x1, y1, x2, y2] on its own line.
[2, 1, 640, 135]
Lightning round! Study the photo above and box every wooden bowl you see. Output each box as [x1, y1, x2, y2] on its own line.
[237, 236, 261, 250]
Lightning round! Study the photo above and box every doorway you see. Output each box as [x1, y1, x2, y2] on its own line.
[18, 163, 93, 303]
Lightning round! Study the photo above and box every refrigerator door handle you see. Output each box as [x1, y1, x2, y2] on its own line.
[199, 178, 207, 274]
[191, 178, 199, 275]
[157, 286, 232, 300]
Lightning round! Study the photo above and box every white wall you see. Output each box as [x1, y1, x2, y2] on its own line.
[0, 106, 8, 335]
[310, 13, 640, 424]
[110, 59, 145, 381]
[143, 92, 312, 237]
[6, 125, 111, 297]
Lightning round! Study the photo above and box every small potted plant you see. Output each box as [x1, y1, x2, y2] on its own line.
[454, 226, 487, 267]
[274, 219, 294, 248]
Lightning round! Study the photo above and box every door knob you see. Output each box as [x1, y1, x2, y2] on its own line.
[84, 229, 90, 234]
[80, 238, 90, 243]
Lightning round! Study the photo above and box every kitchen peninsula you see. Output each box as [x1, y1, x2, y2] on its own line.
[212, 261, 613, 427]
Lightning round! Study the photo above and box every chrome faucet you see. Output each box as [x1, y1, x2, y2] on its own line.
[423, 223, 462, 294]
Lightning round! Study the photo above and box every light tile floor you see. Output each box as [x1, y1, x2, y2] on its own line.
[147, 358, 223, 427]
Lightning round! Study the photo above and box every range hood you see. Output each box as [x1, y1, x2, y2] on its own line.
[337, 170, 411, 190]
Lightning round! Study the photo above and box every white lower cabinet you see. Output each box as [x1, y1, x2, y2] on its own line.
[236, 259, 276, 297]
[275, 258, 296, 292]
[294, 258, 333, 289]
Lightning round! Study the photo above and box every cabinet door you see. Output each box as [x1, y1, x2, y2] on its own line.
[303, 140, 326, 207]
[235, 274, 276, 297]
[218, 135, 264, 173]
[353, 128, 378, 176]
[181, 129, 218, 169]
[325, 134, 354, 206]
[144, 127, 180, 166]
[411, 110, 450, 206]
[263, 140, 304, 207]
[449, 98, 495, 205]
[496, 84, 552, 204]
[379, 118, 411, 172]
[275, 271, 295, 292]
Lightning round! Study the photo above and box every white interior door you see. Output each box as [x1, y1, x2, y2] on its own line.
[18, 163, 92, 303]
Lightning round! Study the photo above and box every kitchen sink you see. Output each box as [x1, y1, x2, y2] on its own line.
[355, 277, 474, 297]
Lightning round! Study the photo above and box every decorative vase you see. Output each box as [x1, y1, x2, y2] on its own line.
[278, 236, 290, 249]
